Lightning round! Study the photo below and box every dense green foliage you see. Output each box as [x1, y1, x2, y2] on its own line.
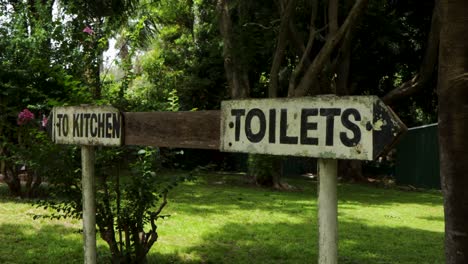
[34, 146, 190, 263]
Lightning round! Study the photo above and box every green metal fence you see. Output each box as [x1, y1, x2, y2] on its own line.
[395, 123, 440, 189]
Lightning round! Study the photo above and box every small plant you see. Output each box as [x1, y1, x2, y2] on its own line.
[0, 109, 58, 198]
[248, 154, 283, 188]
[35, 146, 188, 263]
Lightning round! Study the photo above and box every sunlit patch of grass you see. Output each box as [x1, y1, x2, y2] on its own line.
[148, 172, 444, 263]
[0, 172, 444, 263]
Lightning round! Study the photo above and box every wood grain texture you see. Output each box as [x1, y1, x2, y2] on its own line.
[123, 111, 220, 149]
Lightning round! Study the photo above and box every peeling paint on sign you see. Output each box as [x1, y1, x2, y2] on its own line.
[51, 106, 123, 146]
[220, 96, 406, 160]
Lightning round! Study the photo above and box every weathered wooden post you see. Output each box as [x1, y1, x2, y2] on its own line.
[219, 96, 406, 264]
[318, 158, 338, 264]
[81, 145, 96, 264]
[51, 106, 123, 264]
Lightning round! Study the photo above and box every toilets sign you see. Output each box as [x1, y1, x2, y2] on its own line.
[51, 106, 122, 146]
[220, 96, 406, 161]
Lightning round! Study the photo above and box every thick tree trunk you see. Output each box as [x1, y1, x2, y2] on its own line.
[438, 0, 468, 263]
[5, 166, 22, 197]
[268, 0, 296, 98]
[328, 0, 339, 35]
[217, 0, 250, 99]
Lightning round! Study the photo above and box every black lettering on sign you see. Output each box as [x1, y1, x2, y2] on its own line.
[80, 114, 84, 138]
[62, 114, 69, 136]
[280, 109, 298, 144]
[320, 108, 341, 146]
[300, 108, 318, 145]
[269, 109, 276, 143]
[56, 114, 63, 136]
[105, 113, 112, 138]
[245, 108, 266, 143]
[84, 113, 91, 137]
[73, 114, 80, 137]
[90, 114, 98, 137]
[112, 113, 120, 138]
[97, 113, 105, 138]
[231, 109, 245, 141]
[340, 108, 361, 146]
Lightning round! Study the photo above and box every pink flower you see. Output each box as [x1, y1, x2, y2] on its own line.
[83, 26, 94, 35]
[41, 115, 48, 128]
[17, 109, 35, 125]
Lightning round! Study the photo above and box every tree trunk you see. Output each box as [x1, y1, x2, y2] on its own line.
[217, 0, 250, 99]
[288, 0, 318, 95]
[268, 0, 296, 98]
[29, 173, 42, 198]
[292, 0, 368, 97]
[383, 3, 440, 105]
[25, 170, 33, 198]
[334, 26, 363, 182]
[438, 0, 468, 262]
[5, 165, 22, 197]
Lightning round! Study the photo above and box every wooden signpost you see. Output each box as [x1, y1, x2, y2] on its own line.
[220, 96, 404, 160]
[51, 106, 123, 264]
[220, 96, 406, 264]
[50, 96, 406, 264]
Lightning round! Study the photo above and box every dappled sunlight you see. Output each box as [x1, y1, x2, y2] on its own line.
[0, 223, 83, 263]
[339, 201, 444, 233]
[339, 221, 444, 263]
[153, 221, 317, 263]
[145, 173, 444, 263]
[0, 172, 444, 263]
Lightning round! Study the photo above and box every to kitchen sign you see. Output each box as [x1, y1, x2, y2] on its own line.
[51, 106, 122, 146]
[220, 96, 406, 161]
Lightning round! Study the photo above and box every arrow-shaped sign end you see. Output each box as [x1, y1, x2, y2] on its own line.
[372, 100, 407, 160]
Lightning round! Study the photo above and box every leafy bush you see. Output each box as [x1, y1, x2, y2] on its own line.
[248, 154, 282, 187]
[35, 147, 189, 263]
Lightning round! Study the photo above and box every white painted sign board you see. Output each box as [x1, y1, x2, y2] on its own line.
[220, 96, 405, 160]
[51, 106, 122, 146]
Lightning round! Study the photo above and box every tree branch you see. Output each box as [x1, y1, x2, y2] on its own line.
[334, 30, 353, 95]
[288, 0, 318, 95]
[292, 0, 369, 97]
[145, 190, 168, 253]
[287, 22, 308, 63]
[268, 0, 297, 98]
[328, 0, 339, 35]
[382, 3, 440, 105]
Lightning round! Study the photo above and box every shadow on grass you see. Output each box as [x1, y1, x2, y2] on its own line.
[0, 223, 110, 264]
[0, 183, 50, 204]
[149, 220, 443, 264]
[418, 215, 445, 223]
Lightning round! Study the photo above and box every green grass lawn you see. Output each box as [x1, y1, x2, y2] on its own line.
[0, 172, 444, 263]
